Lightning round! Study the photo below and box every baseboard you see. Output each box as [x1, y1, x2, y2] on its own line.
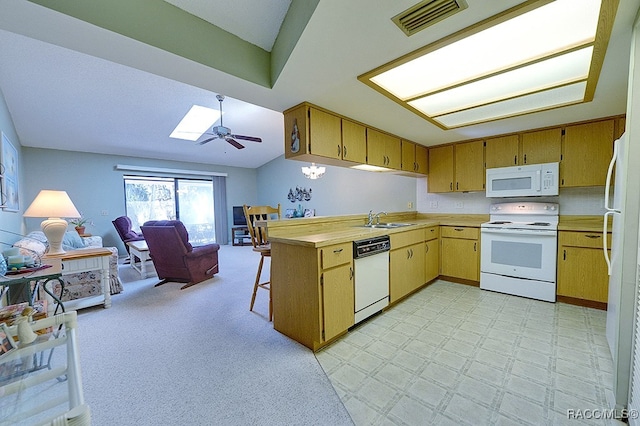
[556, 295, 607, 310]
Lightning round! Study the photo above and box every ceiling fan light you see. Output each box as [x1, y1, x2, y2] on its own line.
[302, 163, 326, 179]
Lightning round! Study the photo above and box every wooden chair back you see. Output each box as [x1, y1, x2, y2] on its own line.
[243, 204, 281, 248]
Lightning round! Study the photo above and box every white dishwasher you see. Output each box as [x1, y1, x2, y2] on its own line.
[353, 235, 390, 324]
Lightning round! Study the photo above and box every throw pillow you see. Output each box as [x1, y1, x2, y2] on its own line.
[62, 231, 86, 249]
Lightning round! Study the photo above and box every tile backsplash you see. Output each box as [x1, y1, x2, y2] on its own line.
[417, 178, 605, 216]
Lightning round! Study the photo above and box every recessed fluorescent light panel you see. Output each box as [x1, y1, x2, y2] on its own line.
[170, 105, 221, 141]
[358, 0, 616, 129]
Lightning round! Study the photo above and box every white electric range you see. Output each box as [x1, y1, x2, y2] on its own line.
[480, 202, 559, 302]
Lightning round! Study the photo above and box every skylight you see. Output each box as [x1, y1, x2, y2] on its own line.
[358, 0, 616, 129]
[170, 105, 221, 141]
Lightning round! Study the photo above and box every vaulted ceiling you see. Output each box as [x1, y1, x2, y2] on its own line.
[0, 0, 637, 168]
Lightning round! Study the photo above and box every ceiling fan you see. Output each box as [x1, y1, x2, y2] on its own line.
[197, 95, 262, 149]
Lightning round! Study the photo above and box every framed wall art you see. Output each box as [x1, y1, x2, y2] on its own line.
[1, 132, 19, 212]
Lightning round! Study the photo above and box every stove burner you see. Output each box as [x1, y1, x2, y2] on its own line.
[490, 221, 512, 224]
[529, 222, 550, 226]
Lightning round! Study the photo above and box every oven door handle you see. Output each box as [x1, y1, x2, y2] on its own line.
[481, 228, 557, 237]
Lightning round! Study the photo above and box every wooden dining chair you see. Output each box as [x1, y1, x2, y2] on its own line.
[243, 204, 281, 321]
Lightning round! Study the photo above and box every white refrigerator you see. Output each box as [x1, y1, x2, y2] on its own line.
[604, 132, 640, 411]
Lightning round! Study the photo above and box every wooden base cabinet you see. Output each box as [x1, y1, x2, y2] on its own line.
[557, 231, 611, 307]
[390, 229, 426, 303]
[271, 241, 354, 351]
[440, 226, 479, 282]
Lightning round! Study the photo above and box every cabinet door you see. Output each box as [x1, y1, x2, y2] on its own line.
[415, 144, 428, 175]
[390, 243, 425, 303]
[562, 120, 614, 187]
[425, 239, 439, 282]
[385, 134, 402, 170]
[341, 119, 367, 163]
[401, 140, 416, 172]
[366, 128, 388, 167]
[322, 263, 354, 341]
[455, 140, 485, 192]
[428, 145, 454, 193]
[309, 108, 342, 160]
[441, 238, 478, 281]
[521, 128, 561, 165]
[485, 135, 519, 169]
[557, 246, 609, 303]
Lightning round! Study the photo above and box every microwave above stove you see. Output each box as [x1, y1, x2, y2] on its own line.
[486, 162, 559, 198]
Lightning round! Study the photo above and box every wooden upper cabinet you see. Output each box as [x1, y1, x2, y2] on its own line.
[367, 128, 401, 169]
[428, 145, 454, 193]
[562, 119, 615, 187]
[400, 140, 428, 175]
[521, 128, 561, 165]
[485, 135, 519, 169]
[341, 119, 367, 164]
[309, 107, 342, 160]
[455, 140, 485, 192]
[415, 144, 428, 175]
[485, 129, 561, 169]
[401, 140, 416, 172]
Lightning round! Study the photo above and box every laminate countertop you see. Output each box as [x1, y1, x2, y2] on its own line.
[267, 214, 488, 248]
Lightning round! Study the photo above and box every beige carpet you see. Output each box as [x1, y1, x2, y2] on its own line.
[67, 245, 353, 425]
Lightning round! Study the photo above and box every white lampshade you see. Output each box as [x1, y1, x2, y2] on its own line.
[24, 190, 81, 255]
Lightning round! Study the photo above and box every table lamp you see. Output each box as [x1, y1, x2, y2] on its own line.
[23, 190, 81, 255]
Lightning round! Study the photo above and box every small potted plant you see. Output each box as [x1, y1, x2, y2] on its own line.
[70, 214, 92, 236]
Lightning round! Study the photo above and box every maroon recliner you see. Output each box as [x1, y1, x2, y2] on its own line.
[112, 216, 145, 254]
[140, 220, 220, 290]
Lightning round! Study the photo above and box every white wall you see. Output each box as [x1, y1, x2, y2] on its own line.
[257, 155, 417, 217]
[417, 176, 606, 216]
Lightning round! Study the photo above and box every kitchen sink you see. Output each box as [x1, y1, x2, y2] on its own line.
[359, 222, 414, 229]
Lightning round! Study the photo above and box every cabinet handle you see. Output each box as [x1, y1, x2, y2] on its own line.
[450, 182, 453, 191]
[524, 154, 527, 164]
[426, 244, 429, 253]
[563, 249, 566, 260]
[514, 155, 517, 165]
[337, 145, 341, 157]
[349, 267, 354, 280]
[585, 234, 601, 239]
[454, 228, 464, 231]
[456, 182, 459, 190]
[474, 242, 477, 252]
[333, 248, 343, 253]
[343, 145, 347, 157]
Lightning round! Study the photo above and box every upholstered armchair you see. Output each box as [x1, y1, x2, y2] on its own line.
[140, 220, 220, 290]
[112, 216, 145, 254]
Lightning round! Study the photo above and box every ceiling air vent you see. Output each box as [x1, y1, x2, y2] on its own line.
[392, 0, 468, 36]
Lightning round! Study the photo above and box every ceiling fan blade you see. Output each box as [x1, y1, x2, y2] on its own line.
[226, 138, 245, 149]
[230, 134, 262, 143]
[197, 136, 218, 145]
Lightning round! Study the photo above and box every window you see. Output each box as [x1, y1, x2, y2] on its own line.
[124, 176, 215, 244]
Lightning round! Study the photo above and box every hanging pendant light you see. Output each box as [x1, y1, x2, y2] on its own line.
[301, 163, 326, 179]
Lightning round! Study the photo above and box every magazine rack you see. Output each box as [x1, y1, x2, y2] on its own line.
[0, 311, 90, 425]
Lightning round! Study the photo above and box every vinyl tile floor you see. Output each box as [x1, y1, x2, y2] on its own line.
[315, 280, 622, 426]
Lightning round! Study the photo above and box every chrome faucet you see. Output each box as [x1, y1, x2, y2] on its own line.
[366, 210, 387, 226]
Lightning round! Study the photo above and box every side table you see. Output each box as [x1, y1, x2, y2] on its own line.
[232, 227, 251, 246]
[127, 240, 152, 278]
[44, 248, 112, 315]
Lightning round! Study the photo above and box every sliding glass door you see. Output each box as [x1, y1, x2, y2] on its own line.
[124, 176, 215, 244]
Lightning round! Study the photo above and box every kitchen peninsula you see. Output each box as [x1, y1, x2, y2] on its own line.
[267, 212, 486, 351]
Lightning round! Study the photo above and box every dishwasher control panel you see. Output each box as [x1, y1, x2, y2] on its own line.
[353, 235, 390, 258]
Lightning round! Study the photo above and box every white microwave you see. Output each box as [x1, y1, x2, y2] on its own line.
[486, 162, 559, 198]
